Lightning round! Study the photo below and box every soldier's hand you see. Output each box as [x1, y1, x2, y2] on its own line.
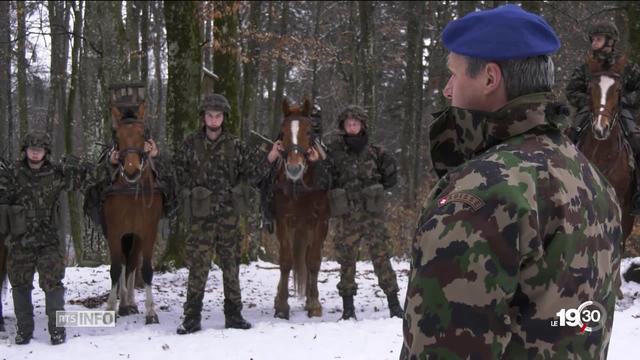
[307, 147, 320, 162]
[145, 139, 159, 158]
[268, 140, 284, 163]
[110, 150, 119, 165]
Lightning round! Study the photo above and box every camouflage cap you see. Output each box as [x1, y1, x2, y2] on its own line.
[22, 130, 52, 152]
[589, 22, 619, 42]
[200, 93, 231, 114]
[337, 105, 368, 130]
[109, 83, 146, 121]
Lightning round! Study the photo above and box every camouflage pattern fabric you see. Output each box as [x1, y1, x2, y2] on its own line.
[4, 155, 105, 338]
[182, 216, 242, 318]
[174, 128, 270, 318]
[326, 137, 399, 297]
[401, 93, 622, 359]
[334, 209, 399, 296]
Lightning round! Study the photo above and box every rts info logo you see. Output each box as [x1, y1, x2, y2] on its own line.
[550, 301, 607, 333]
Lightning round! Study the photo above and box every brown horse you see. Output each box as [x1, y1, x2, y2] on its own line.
[577, 60, 635, 253]
[272, 99, 330, 319]
[103, 86, 163, 324]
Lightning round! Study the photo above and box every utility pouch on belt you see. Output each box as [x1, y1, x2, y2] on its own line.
[0, 204, 9, 234]
[191, 186, 213, 218]
[362, 184, 384, 214]
[231, 184, 250, 216]
[9, 205, 27, 236]
[328, 188, 349, 217]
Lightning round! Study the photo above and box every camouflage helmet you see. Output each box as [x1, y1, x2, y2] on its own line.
[337, 105, 369, 130]
[21, 130, 52, 152]
[200, 93, 231, 116]
[588, 22, 619, 42]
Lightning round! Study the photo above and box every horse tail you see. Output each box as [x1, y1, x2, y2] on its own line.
[292, 227, 308, 297]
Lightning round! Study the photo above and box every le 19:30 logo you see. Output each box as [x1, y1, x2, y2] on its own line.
[550, 301, 607, 333]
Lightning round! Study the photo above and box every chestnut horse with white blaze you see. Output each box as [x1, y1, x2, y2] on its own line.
[103, 85, 163, 325]
[272, 99, 330, 319]
[576, 59, 635, 254]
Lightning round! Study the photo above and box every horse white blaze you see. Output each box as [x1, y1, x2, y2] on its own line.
[596, 75, 615, 133]
[291, 120, 299, 146]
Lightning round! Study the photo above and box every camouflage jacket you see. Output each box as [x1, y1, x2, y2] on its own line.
[402, 93, 622, 360]
[566, 53, 640, 114]
[5, 157, 105, 247]
[174, 128, 270, 217]
[326, 137, 397, 194]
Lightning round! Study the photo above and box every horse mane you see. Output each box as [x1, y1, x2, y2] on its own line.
[587, 54, 628, 76]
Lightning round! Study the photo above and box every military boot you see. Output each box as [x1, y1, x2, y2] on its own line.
[223, 299, 252, 329]
[12, 287, 34, 345]
[387, 292, 404, 318]
[340, 295, 357, 320]
[176, 315, 201, 335]
[0, 300, 5, 332]
[45, 287, 66, 345]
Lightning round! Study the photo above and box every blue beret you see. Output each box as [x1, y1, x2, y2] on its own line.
[442, 4, 560, 60]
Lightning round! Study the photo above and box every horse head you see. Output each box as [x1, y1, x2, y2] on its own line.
[280, 98, 315, 182]
[590, 71, 621, 140]
[111, 86, 147, 183]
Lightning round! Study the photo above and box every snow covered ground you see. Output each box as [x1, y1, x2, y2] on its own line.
[1, 257, 639, 360]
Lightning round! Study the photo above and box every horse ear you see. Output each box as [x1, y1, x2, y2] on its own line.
[303, 98, 311, 117]
[137, 102, 145, 122]
[110, 106, 121, 129]
[283, 99, 290, 116]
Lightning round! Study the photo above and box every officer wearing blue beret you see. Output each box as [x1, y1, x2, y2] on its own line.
[401, 4, 621, 359]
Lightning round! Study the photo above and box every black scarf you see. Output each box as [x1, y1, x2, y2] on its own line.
[343, 132, 368, 153]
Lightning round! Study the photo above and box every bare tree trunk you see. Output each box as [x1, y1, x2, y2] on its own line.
[17, 0, 28, 137]
[400, 1, 424, 207]
[164, 0, 202, 266]
[240, 1, 262, 140]
[359, 1, 376, 133]
[311, 1, 321, 106]
[65, 0, 84, 265]
[270, 1, 288, 138]
[0, 1, 11, 157]
[140, 1, 149, 83]
[348, 1, 359, 105]
[152, 1, 165, 143]
[126, 1, 141, 81]
[47, 1, 70, 158]
[213, 1, 242, 136]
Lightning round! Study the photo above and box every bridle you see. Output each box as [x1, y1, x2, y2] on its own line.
[114, 118, 150, 185]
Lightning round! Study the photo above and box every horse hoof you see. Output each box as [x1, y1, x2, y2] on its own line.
[145, 314, 159, 325]
[307, 308, 322, 318]
[274, 311, 289, 320]
[129, 305, 140, 314]
[118, 307, 131, 316]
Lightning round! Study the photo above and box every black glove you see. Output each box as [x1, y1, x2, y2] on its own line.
[622, 91, 639, 109]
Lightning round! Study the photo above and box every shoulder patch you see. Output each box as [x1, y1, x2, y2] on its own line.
[437, 192, 485, 211]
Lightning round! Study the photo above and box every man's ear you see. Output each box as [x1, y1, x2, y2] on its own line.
[483, 62, 503, 95]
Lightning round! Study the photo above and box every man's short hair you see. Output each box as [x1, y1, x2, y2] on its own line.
[465, 55, 555, 100]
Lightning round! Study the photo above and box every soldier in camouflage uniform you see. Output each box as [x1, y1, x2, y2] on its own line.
[3, 130, 106, 345]
[402, 5, 622, 359]
[175, 93, 277, 334]
[0, 156, 11, 333]
[325, 105, 403, 320]
[566, 21, 640, 214]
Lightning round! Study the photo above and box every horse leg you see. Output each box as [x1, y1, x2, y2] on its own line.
[274, 219, 292, 319]
[106, 243, 122, 312]
[305, 222, 324, 318]
[141, 227, 159, 325]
